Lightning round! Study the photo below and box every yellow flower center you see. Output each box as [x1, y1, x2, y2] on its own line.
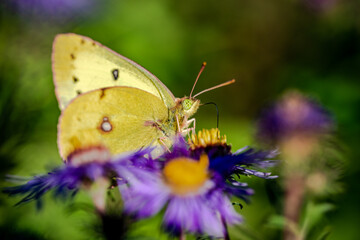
[189, 128, 227, 150]
[163, 155, 210, 195]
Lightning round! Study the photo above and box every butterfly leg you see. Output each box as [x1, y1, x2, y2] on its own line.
[181, 118, 196, 137]
[187, 118, 196, 135]
[144, 121, 171, 152]
[175, 114, 181, 133]
[158, 137, 171, 153]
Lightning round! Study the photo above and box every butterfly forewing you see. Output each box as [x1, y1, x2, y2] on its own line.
[52, 33, 175, 110]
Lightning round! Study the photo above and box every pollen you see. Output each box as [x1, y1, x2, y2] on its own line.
[163, 155, 209, 195]
[189, 128, 227, 150]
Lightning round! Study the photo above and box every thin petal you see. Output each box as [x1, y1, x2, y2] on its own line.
[119, 169, 170, 218]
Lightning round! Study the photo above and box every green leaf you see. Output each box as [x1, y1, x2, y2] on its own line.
[267, 215, 286, 229]
[302, 202, 334, 237]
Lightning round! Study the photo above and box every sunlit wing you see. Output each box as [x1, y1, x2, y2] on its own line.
[58, 87, 175, 160]
[52, 33, 175, 110]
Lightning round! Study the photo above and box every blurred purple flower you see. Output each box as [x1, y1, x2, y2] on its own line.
[3, 146, 155, 208]
[257, 91, 334, 145]
[7, 0, 98, 23]
[120, 131, 277, 237]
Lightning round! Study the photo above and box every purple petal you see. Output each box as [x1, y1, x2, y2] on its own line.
[257, 92, 334, 144]
[4, 147, 155, 206]
[160, 135, 191, 161]
[163, 196, 224, 237]
[209, 147, 278, 179]
[119, 169, 170, 218]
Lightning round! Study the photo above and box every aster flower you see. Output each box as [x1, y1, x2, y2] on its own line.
[120, 129, 277, 238]
[257, 91, 333, 145]
[3, 146, 155, 211]
[256, 91, 339, 240]
[257, 91, 335, 168]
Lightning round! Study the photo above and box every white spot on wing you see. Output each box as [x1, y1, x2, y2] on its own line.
[101, 117, 112, 132]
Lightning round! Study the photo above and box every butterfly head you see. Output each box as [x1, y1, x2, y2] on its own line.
[179, 97, 200, 118]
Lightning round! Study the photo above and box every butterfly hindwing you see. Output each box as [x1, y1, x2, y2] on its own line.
[52, 33, 175, 110]
[58, 87, 175, 160]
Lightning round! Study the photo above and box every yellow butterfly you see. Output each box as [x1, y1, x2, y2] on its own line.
[52, 33, 234, 160]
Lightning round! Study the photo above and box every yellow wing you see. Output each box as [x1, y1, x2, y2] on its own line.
[58, 87, 176, 160]
[52, 33, 175, 110]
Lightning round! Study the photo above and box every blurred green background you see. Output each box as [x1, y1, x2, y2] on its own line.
[0, 0, 359, 239]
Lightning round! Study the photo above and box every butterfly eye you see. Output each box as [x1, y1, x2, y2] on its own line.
[182, 99, 193, 110]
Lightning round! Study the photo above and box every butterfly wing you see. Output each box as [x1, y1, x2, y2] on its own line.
[58, 87, 175, 160]
[52, 33, 175, 110]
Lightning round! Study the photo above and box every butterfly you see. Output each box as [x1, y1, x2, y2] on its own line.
[52, 33, 234, 160]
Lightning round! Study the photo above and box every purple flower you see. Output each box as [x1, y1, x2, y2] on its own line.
[120, 130, 277, 237]
[3, 146, 154, 208]
[4, 129, 277, 237]
[257, 91, 334, 145]
[6, 0, 98, 23]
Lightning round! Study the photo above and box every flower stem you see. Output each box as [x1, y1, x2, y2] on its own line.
[284, 174, 305, 240]
[179, 229, 186, 240]
[222, 216, 231, 240]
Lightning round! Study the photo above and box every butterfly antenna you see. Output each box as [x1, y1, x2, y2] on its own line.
[189, 62, 207, 98]
[193, 79, 235, 98]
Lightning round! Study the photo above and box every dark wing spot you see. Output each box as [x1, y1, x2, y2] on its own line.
[100, 88, 106, 99]
[80, 39, 85, 45]
[92, 42, 96, 46]
[70, 54, 76, 60]
[112, 69, 119, 81]
[76, 90, 82, 95]
[73, 76, 79, 83]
